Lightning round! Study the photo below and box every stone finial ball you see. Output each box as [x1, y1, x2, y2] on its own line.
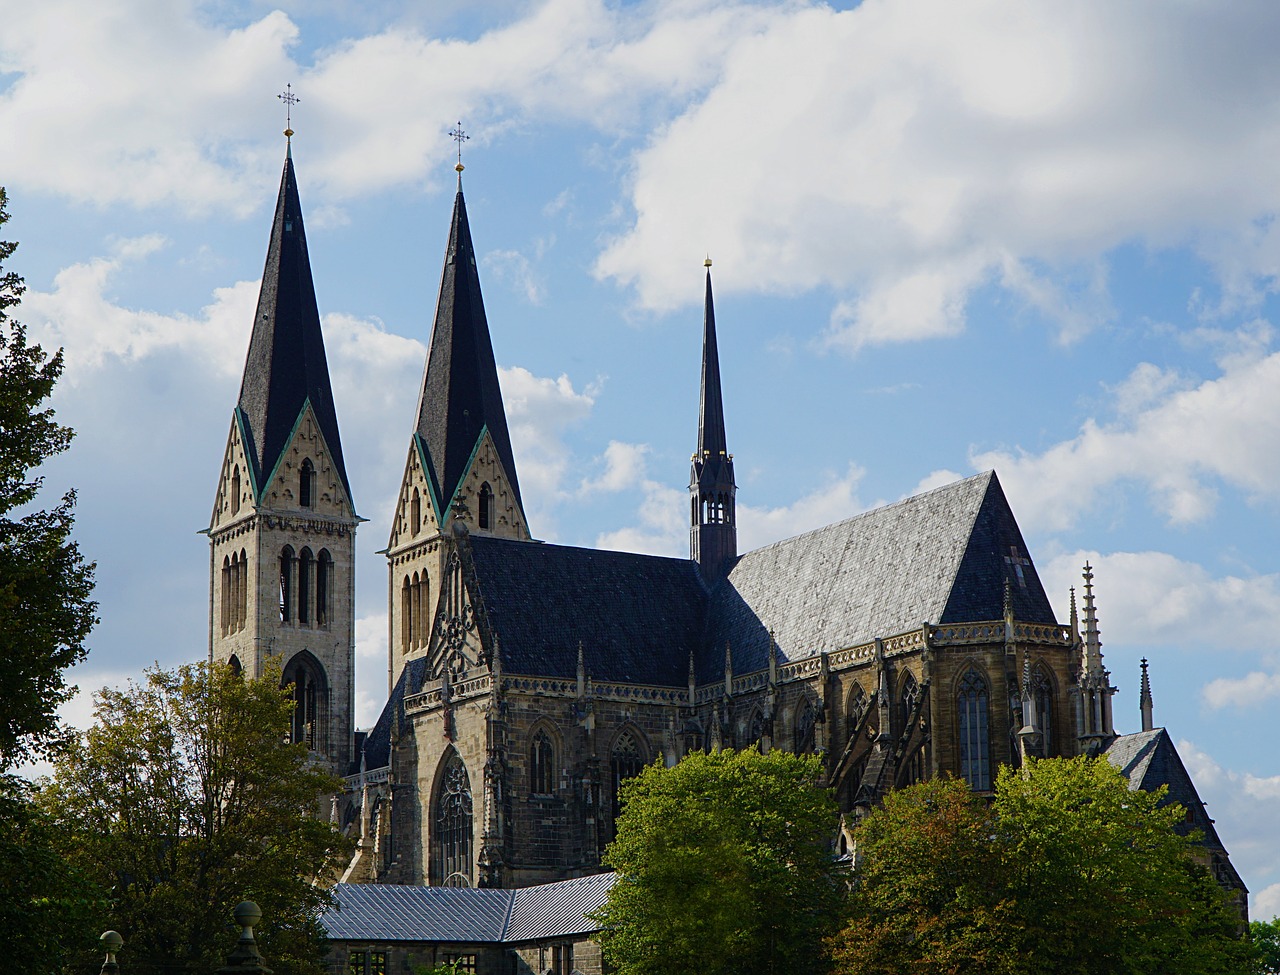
[233, 902, 262, 929]
[101, 931, 123, 951]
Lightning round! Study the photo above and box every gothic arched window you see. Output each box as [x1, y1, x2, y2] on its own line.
[432, 753, 473, 887]
[238, 548, 248, 630]
[298, 547, 313, 625]
[317, 549, 331, 626]
[410, 487, 421, 536]
[1033, 666, 1055, 757]
[299, 458, 315, 508]
[747, 709, 766, 748]
[227, 654, 242, 677]
[794, 699, 816, 754]
[401, 576, 412, 655]
[281, 652, 326, 752]
[900, 671, 920, 732]
[610, 732, 645, 826]
[279, 546, 295, 623]
[230, 465, 241, 515]
[221, 555, 231, 636]
[530, 729, 555, 795]
[957, 668, 992, 791]
[478, 482, 493, 530]
[847, 684, 867, 741]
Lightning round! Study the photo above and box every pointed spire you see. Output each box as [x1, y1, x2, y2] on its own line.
[415, 181, 524, 520]
[690, 260, 737, 577]
[1140, 657, 1154, 732]
[1081, 563, 1104, 675]
[236, 149, 352, 505]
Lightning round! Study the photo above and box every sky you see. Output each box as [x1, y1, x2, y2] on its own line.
[4, 0, 1280, 916]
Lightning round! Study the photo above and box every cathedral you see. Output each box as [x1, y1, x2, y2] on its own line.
[204, 142, 1246, 905]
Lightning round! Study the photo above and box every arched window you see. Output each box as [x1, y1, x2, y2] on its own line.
[410, 487, 421, 536]
[230, 465, 241, 515]
[794, 699, 816, 754]
[610, 732, 645, 826]
[1033, 666, 1055, 757]
[530, 730, 555, 795]
[299, 458, 315, 508]
[957, 669, 992, 791]
[416, 573, 428, 649]
[238, 548, 248, 631]
[298, 548, 313, 625]
[228, 654, 242, 677]
[478, 482, 493, 530]
[221, 555, 231, 635]
[900, 671, 920, 732]
[279, 546, 295, 623]
[401, 576, 412, 655]
[317, 550, 331, 626]
[847, 684, 867, 741]
[281, 652, 326, 752]
[747, 710, 766, 748]
[432, 752, 473, 887]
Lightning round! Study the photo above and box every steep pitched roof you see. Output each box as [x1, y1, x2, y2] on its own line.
[321, 874, 618, 944]
[703, 471, 1058, 677]
[695, 268, 730, 472]
[236, 150, 351, 504]
[414, 183, 523, 516]
[351, 656, 429, 775]
[468, 535, 708, 686]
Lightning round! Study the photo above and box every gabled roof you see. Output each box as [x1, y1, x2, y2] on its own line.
[469, 535, 709, 686]
[322, 873, 618, 944]
[704, 471, 1057, 677]
[414, 183, 523, 517]
[236, 150, 351, 504]
[350, 657, 429, 776]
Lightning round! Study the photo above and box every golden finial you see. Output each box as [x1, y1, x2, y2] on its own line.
[278, 84, 299, 142]
[450, 122, 469, 174]
[704, 255, 713, 268]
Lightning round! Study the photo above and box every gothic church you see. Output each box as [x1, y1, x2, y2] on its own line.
[205, 144, 1245, 901]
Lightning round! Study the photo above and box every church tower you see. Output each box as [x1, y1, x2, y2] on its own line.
[385, 166, 530, 690]
[206, 141, 358, 773]
[690, 261, 737, 580]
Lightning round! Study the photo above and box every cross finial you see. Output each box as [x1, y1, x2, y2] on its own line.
[449, 121, 470, 175]
[278, 84, 299, 141]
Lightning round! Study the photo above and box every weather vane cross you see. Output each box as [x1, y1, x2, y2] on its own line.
[278, 84, 299, 138]
[449, 121, 470, 173]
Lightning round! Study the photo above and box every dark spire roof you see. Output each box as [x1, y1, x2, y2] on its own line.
[236, 150, 351, 504]
[414, 182, 523, 515]
[697, 268, 729, 467]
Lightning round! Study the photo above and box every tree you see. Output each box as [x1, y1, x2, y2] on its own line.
[595, 747, 846, 975]
[0, 186, 97, 770]
[40, 661, 353, 975]
[1251, 916, 1280, 975]
[832, 757, 1259, 975]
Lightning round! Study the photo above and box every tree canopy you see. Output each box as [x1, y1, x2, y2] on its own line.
[40, 661, 353, 975]
[0, 185, 97, 770]
[833, 757, 1257, 975]
[1253, 916, 1280, 975]
[595, 747, 846, 975]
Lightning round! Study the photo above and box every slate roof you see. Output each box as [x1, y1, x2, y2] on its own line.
[703, 471, 1057, 678]
[414, 183, 523, 515]
[469, 535, 709, 686]
[321, 873, 617, 944]
[351, 656, 429, 776]
[236, 150, 352, 505]
[695, 269, 732, 477]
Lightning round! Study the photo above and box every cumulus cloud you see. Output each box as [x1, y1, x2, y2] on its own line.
[1203, 671, 1280, 711]
[1039, 550, 1280, 655]
[976, 347, 1280, 532]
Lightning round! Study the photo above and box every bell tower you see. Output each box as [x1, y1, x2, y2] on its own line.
[206, 137, 358, 773]
[690, 260, 737, 581]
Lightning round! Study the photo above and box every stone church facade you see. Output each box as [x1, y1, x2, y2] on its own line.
[206, 146, 1246, 903]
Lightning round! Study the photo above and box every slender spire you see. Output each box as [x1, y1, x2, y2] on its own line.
[414, 180, 524, 519]
[236, 148, 351, 504]
[690, 260, 737, 578]
[1140, 657, 1154, 732]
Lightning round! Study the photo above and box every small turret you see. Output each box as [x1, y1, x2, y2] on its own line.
[1076, 563, 1116, 752]
[1140, 657, 1154, 732]
[690, 260, 737, 581]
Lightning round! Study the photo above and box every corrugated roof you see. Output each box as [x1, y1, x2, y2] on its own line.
[322, 874, 617, 944]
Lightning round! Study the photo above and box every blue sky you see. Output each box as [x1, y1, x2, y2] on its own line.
[5, 0, 1280, 916]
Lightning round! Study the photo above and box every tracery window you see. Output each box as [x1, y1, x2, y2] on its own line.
[747, 710, 766, 748]
[900, 671, 920, 734]
[478, 482, 493, 530]
[282, 653, 325, 751]
[1033, 666, 1055, 757]
[610, 732, 644, 825]
[794, 699, 816, 754]
[433, 752, 473, 886]
[847, 684, 867, 741]
[957, 668, 992, 791]
[530, 729, 555, 795]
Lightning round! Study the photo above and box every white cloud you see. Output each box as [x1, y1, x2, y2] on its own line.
[22, 240, 257, 380]
[579, 441, 649, 495]
[484, 249, 545, 305]
[1203, 671, 1280, 711]
[976, 348, 1280, 532]
[1040, 550, 1280, 655]
[1257, 883, 1280, 923]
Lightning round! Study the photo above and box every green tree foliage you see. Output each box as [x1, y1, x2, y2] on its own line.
[1253, 916, 1280, 975]
[0, 186, 97, 770]
[833, 757, 1258, 975]
[595, 747, 846, 975]
[40, 662, 353, 975]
